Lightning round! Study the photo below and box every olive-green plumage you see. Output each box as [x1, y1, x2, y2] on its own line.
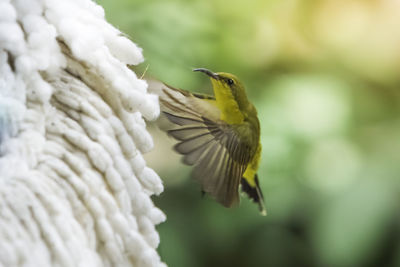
[160, 68, 266, 215]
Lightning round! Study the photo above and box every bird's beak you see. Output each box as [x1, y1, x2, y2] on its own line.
[193, 68, 219, 80]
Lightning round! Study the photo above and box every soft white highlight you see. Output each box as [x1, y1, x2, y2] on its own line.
[0, 0, 165, 266]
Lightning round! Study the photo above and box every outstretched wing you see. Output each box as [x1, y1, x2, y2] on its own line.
[160, 85, 252, 207]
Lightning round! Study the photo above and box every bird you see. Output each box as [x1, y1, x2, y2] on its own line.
[159, 68, 266, 215]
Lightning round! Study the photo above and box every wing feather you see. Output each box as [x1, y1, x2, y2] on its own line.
[163, 112, 204, 126]
[169, 126, 219, 141]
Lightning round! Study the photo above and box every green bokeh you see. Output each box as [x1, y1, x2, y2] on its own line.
[100, 0, 400, 266]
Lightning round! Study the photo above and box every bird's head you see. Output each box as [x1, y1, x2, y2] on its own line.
[193, 68, 249, 110]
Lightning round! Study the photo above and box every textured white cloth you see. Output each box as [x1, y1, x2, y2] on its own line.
[0, 0, 166, 266]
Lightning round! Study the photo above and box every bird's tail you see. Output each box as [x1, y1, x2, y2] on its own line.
[241, 174, 267, 216]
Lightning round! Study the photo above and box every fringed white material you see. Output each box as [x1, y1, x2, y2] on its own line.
[0, 0, 166, 266]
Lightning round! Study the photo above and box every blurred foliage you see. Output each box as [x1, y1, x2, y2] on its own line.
[100, 0, 400, 266]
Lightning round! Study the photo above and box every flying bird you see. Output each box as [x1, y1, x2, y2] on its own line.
[160, 68, 266, 215]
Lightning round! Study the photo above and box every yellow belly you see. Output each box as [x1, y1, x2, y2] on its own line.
[243, 145, 261, 187]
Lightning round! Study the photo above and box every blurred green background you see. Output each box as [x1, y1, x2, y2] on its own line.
[100, 0, 400, 266]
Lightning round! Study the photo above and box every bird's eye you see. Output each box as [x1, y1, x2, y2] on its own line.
[227, 79, 234, 85]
